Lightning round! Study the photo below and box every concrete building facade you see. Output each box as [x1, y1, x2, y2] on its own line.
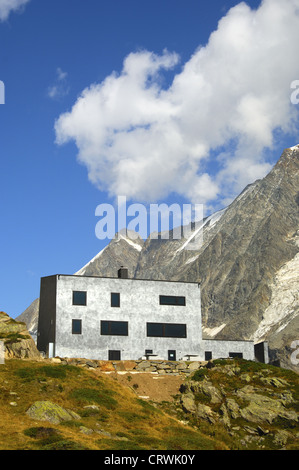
[37, 268, 268, 363]
[37, 270, 202, 361]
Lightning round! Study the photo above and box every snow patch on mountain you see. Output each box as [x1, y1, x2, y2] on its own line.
[185, 254, 200, 265]
[251, 233, 299, 343]
[176, 208, 226, 253]
[116, 233, 143, 251]
[202, 324, 227, 338]
[289, 144, 299, 151]
[75, 246, 108, 275]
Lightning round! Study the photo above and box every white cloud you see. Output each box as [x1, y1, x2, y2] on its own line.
[55, 0, 299, 207]
[0, 0, 30, 21]
[48, 68, 69, 100]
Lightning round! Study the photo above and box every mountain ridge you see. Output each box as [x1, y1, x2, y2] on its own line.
[17, 146, 299, 371]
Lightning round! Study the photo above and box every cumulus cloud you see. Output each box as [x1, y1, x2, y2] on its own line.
[55, 0, 299, 207]
[0, 0, 30, 21]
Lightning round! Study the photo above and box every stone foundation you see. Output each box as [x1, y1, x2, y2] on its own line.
[50, 357, 209, 375]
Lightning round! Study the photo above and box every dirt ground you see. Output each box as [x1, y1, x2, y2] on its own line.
[98, 371, 184, 403]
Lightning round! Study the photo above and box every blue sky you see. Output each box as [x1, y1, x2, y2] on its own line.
[0, 0, 299, 319]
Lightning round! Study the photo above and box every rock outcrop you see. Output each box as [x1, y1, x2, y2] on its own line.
[0, 311, 41, 360]
[26, 401, 81, 424]
[179, 359, 299, 449]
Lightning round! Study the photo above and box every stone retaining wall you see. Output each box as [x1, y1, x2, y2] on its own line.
[50, 357, 209, 375]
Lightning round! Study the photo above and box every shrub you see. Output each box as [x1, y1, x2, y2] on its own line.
[191, 368, 209, 381]
[24, 427, 60, 439]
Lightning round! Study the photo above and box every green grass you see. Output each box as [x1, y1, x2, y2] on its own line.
[190, 368, 209, 381]
[14, 364, 81, 381]
[23, 425, 89, 450]
[3, 358, 298, 450]
[69, 387, 118, 409]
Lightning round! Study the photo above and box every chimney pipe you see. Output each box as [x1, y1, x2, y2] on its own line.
[118, 266, 128, 279]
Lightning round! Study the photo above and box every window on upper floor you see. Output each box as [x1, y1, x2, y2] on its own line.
[146, 322, 187, 338]
[101, 320, 128, 336]
[159, 295, 186, 306]
[72, 319, 82, 335]
[111, 292, 120, 307]
[72, 291, 87, 306]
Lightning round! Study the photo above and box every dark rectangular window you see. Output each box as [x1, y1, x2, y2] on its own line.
[159, 295, 186, 306]
[147, 323, 164, 337]
[164, 323, 187, 338]
[108, 350, 121, 360]
[205, 351, 212, 361]
[229, 352, 243, 359]
[73, 291, 87, 306]
[101, 320, 128, 336]
[111, 292, 120, 307]
[147, 322, 187, 338]
[72, 319, 82, 335]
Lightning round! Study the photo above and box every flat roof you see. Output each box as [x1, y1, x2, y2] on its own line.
[41, 274, 200, 285]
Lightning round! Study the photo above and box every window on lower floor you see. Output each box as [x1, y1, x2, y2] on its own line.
[108, 350, 121, 360]
[101, 320, 128, 336]
[229, 352, 243, 359]
[72, 319, 82, 334]
[205, 351, 212, 361]
[146, 322, 187, 338]
[73, 291, 87, 306]
[159, 295, 186, 306]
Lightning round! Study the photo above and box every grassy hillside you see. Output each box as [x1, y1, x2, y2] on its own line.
[0, 359, 226, 450]
[0, 358, 298, 450]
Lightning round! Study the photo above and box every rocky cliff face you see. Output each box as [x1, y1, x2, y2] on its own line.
[17, 146, 299, 371]
[0, 311, 41, 360]
[75, 229, 144, 278]
[131, 146, 299, 370]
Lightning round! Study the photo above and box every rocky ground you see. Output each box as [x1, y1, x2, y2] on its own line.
[178, 359, 299, 449]
[49, 355, 299, 450]
[1, 311, 298, 450]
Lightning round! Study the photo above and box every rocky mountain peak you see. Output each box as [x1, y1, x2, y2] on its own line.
[17, 146, 299, 371]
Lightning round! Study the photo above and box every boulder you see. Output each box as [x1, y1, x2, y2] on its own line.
[192, 380, 223, 404]
[226, 398, 241, 419]
[26, 401, 81, 425]
[196, 403, 218, 424]
[180, 393, 197, 414]
[236, 388, 299, 425]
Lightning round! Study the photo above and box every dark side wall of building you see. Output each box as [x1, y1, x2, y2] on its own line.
[37, 275, 57, 355]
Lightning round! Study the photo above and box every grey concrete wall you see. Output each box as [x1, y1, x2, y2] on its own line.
[201, 339, 256, 361]
[54, 275, 202, 361]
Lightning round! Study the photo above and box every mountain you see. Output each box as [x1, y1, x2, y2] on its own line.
[75, 229, 144, 277]
[16, 298, 40, 342]
[17, 145, 299, 371]
[133, 145, 299, 370]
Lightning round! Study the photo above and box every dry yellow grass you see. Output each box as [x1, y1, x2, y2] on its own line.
[0, 359, 228, 450]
